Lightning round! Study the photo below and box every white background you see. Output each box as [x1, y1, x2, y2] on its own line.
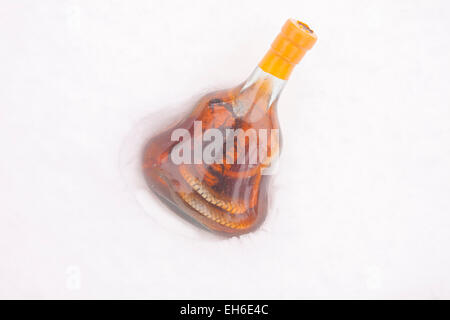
[1, 0, 450, 299]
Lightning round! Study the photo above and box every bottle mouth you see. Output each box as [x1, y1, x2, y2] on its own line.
[296, 20, 314, 34]
[286, 18, 317, 46]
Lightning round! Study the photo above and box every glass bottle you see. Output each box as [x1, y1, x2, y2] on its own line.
[142, 19, 317, 235]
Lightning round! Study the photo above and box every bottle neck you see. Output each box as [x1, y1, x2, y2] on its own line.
[232, 19, 317, 118]
[233, 67, 286, 118]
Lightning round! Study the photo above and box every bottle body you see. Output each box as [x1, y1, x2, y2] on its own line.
[143, 68, 283, 235]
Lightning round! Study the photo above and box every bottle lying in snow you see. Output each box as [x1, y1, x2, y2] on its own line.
[142, 19, 317, 235]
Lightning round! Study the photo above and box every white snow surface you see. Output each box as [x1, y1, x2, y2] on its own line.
[1, 0, 450, 299]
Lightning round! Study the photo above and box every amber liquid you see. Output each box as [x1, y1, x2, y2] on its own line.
[142, 80, 281, 235]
